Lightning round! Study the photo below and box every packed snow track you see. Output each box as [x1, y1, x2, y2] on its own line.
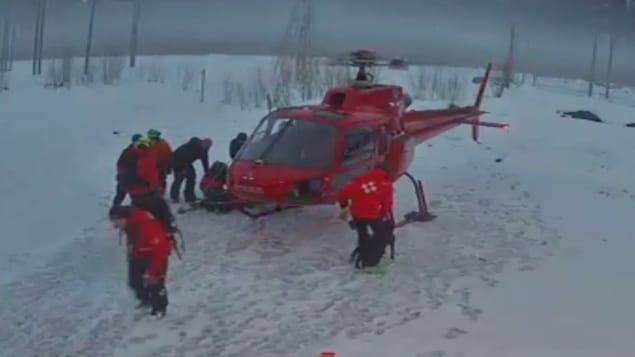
[0, 155, 557, 357]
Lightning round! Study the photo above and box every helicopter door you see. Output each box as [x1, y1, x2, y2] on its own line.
[332, 126, 377, 190]
[378, 125, 389, 158]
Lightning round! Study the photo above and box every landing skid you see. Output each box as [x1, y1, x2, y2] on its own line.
[237, 203, 300, 219]
[394, 172, 437, 228]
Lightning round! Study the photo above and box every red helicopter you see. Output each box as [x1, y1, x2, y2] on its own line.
[226, 50, 508, 227]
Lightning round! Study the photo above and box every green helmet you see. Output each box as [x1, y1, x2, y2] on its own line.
[147, 129, 161, 140]
[135, 135, 152, 148]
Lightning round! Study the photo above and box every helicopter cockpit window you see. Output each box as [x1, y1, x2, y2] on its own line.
[237, 116, 337, 169]
[342, 127, 375, 166]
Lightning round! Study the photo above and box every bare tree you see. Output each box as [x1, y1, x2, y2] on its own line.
[45, 59, 63, 87]
[502, 24, 516, 90]
[409, 66, 429, 100]
[146, 59, 165, 83]
[84, 0, 98, 76]
[221, 73, 234, 105]
[32, 0, 46, 75]
[236, 82, 248, 110]
[320, 64, 349, 92]
[1, 18, 9, 74]
[247, 66, 270, 108]
[101, 56, 125, 84]
[271, 0, 315, 106]
[32, 1, 41, 75]
[588, 32, 598, 97]
[62, 51, 72, 88]
[199, 68, 206, 103]
[179, 65, 197, 92]
[7, 22, 15, 72]
[129, 0, 141, 67]
[605, 31, 616, 99]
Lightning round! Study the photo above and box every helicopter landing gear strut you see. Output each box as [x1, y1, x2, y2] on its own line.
[394, 172, 437, 228]
[237, 203, 299, 219]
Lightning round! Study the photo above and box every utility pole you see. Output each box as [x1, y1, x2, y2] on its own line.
[8, 22, 15, 72]
[84, 0, 98, 76]
[36, 0, 46, 75]
[129, 0, 141, 67]
[32, 0, 43, 75]
[1, 18, 9, 74]
[504, 24, 516, 89]
[587, 32, 598, 97]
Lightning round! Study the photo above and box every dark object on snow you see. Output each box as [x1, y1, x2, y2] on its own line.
[495, 158, 503, 163]
[113, 130, 121, 135]
[558, 110, 603, 123]
[625, 122, 635, 128]
[199, 161, 236, 213]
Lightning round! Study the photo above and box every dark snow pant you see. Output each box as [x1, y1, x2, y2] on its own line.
[128, 257, 168, 314]
[158, 164, 170, 194]
[128, 257, 150, 305]
[131, 192, 177, 232]
[170, 164, 196, 203]
[351, 218, 387, 268]
[147, 279, 169, 315]
[112, 182, 128, 207]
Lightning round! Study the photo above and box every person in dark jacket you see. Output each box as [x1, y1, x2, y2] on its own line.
[170, 137, 212, 203]
[112, 134, 143, 208]
[229, 132, 248, 159]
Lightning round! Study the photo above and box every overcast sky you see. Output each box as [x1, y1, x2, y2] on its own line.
[1, 0, 634, 84]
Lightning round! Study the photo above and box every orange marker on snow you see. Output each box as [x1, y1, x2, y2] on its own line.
[318, 353, 336, 357]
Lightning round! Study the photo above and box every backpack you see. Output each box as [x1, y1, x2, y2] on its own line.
[118, 150, 145, 190]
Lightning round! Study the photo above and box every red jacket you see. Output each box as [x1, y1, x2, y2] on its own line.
[127, 147, 161, 195]
[337, 168, 393, 220]
[124, 208, 173, 279]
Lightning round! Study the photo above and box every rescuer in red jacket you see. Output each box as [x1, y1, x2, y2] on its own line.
[120, 136, 178, 234]
[337, 162, 394, 269]
[109, 205, 173, 317]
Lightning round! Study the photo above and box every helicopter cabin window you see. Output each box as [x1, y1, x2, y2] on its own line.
[236, 116, 337, 169]
[342, 126, 376, 166]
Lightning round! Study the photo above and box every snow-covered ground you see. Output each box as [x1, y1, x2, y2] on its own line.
[0, 55, 634, 357]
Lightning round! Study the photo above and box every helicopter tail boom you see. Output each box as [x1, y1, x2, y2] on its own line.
[401, 63, 508, 144]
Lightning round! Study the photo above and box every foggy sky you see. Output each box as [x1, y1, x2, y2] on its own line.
[1, 0, 634, 84]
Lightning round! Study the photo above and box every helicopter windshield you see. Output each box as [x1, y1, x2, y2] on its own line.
[236, 116, 337, 169]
